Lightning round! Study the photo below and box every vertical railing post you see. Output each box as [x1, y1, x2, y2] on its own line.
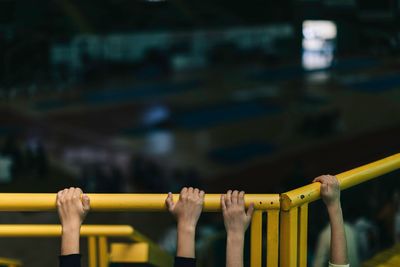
[88, 236, 98, 267]
[98, 236, 109, 267]
[279, 208, 298, 267]
[266, 210, 279, 267]
[251, 210, 263, 267]
[297, 204, 308, 267]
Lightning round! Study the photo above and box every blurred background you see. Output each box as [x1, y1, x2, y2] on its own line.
[0, 0, 400, 266]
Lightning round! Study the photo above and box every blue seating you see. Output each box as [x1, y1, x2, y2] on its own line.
[342, 74, 400, 93]
[175, 102, 282, 130]
[83, 80, 202, 105]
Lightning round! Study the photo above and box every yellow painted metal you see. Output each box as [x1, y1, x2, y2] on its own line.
[98, 236, 109, 267]
[267, 210, 279, 267]
[88, 236, 97, 267]
[0, 258, 22, 267]
[297, 204, 308, 267]
[0, 225, 134, 237]
[281, 153, 400, 210]
[0, 224, 171, 267]
[251, 210, 263, 267]
[110, 243, 150, 263]
[110, 243, 174, 267]
[280, 208, 298, 267]
[0, 194, 280, 212]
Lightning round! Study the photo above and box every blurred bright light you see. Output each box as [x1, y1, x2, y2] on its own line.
[303, 21, 337, 40]
[302, 20, 337, 70]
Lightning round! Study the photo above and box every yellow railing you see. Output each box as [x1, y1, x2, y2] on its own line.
[0, 195, 280, 267]
[0, 257, 22, 267]
[0, 194, 279, 212]
[0, 224, 172, 267]
[362, 244, 400, 267]
[279, 153, 400, 267]
[0, 153, 399, 267]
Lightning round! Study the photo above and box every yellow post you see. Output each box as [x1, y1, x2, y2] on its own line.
[88, 236, 97, 267]
[297, 204, 308, 267]
[98, 236, 109, 267]
[267, 210, 279, 267]
[251, 210, 263, 267]
[110, 242, 174, 267]
[280, 208, 298, 267]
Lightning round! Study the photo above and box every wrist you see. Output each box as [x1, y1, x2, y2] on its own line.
[326, 201, 341, 213]
[326, 202, 343, 222]
[62, 223, 81, 234]
[177, 223, 196, 235]
[227, 231, 245, 241]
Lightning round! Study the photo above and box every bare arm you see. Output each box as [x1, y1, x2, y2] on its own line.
[166, 187, 204, 258]
[222, 190, 254, 267]
[313, 175, 348, 265]
[57, 188, 90, 255]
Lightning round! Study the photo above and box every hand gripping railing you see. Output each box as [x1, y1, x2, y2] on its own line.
[0, 194, 281, 267]
[0, 153, 399, 267]
[279, 153, 400, 267]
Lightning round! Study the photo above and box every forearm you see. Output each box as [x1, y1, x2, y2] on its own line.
[226, 232, 245, 267]
[61, 227, 80, 255]
[176, 224, 196, 258]
[327, 202, 348, 265]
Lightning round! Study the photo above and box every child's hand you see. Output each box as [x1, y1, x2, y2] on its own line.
[221, 190, 254, 236]
[313, 175, 340, 208]
[57, 187, 90, 231]
[166, 187, 205, 231]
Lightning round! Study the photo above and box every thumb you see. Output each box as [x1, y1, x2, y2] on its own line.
[246, 202, 255, 218]
[166, 192, 175, 212]
[82, 194, 90, 212]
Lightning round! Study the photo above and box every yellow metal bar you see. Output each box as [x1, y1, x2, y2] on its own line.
[98, 236, 109, 267]
[281, 153, 400, 210]
[110, 242, 174, 267]
[110, 243, 150, 263]
[279, 208, 298, 267]
[0, 194, 280, 212]
[297, 204, 308, 267]
[266, 210, 279, 267]
[0, 258, 22, 267]
[0, 225, 134, 237]
[88, 236, 97, 267]
[250, 210, 263, 267]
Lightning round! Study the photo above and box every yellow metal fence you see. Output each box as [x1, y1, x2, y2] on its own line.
[0, 153, 399, 267]
[0, 257, 22, 267]
[0, 224, 172, 267]
[280, 153, 400, 267]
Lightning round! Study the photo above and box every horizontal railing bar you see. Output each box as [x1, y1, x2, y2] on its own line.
[0, 194, 280, 212]
[0, 257, 22, 266]
[0, 224, 135, 237]
[281, 153, 400, 210]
